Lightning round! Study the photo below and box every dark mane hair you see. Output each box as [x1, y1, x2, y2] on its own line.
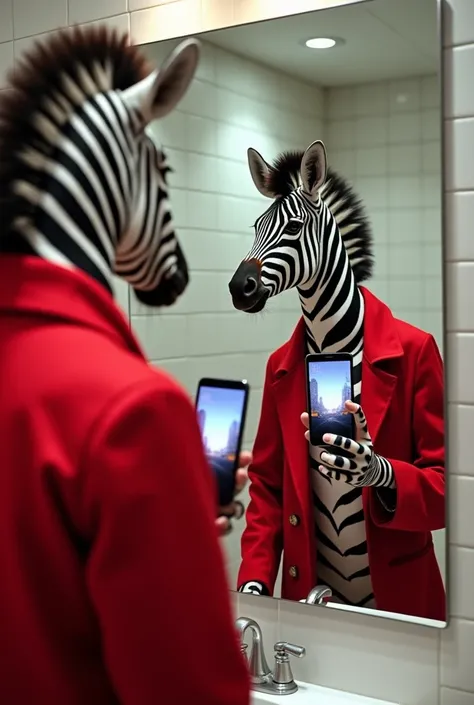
[265, 151, 374, 283]
[0, 26, 151, 238]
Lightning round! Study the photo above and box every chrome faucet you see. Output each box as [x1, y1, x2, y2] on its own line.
[304, 585, 332, 605]
[236, 616, 306, 695]
[235, 617, 271, 684]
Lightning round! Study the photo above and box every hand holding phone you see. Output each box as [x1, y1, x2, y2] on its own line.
[305, 353, 355, 447]
[196, 378, 250, 506]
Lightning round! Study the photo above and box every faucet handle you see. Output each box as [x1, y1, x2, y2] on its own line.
[274, 641, 306, 659]
[272, 642, 305, 689]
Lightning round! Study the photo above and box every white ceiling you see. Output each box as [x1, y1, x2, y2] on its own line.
[205, 0, 439, 86]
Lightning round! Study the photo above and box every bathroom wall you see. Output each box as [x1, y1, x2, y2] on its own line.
[0, 1, 472, 705]
[325, 76, 443, 351]
[139, 37, 322, 441]
[140, 37, 323, 584]
[324, 76, 446, 582]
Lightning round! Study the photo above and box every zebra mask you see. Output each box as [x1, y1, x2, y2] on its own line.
[0, 28, 200, 308]
[229, 140, 373, 316]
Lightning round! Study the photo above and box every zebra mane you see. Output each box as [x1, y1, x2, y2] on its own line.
[0, 26, 150, 237]
[266, 151, 374, 283]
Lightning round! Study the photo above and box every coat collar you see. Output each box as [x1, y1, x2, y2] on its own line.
[0, 255, 145, 358]
[274, 286, 403, 377]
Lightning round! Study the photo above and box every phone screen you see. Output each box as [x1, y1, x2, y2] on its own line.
[196, 382, 248, 505]
[307, 357, 354, 446]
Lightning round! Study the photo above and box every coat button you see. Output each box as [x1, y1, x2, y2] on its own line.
[289, 565, 299, 579]
[289, 514, 300, 527]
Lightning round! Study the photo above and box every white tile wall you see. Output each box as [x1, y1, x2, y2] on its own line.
[325, 76, 444, 351]
[13, 0, 67, 38]
[325, 77, 446, 578]
[2, 0, 473, 704]
[140, 37, 322, 585]
[139, 37, 321, 411]
[69, 0, 127, 25]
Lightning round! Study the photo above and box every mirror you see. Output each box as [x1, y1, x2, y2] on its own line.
[138, 0, 445, 627]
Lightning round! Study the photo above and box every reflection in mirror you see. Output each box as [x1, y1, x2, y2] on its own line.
[140, 0, 445, 626]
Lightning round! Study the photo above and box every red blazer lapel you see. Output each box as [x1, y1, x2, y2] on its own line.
[271, 319, 313, 521]
[360, 286, 404, 445]
[272, 363, 312, 519]
[361, 362, 398, 445]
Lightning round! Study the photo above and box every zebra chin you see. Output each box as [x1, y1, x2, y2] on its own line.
[229, 287, 270, 314]
[133, 268, 189, 308]
[132, 242, 189, 308]
[242, 290, 269, 313]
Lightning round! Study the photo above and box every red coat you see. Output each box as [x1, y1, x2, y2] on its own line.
[0, 256, 249, 705]
[239, 287, 446, 621]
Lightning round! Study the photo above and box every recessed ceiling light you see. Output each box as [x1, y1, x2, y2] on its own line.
[305, 37, 337, 49]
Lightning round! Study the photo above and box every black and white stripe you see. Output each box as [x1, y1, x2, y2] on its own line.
[319, 404, 395, 488]
[0, 27, 200, 307]
[238, 142, 385, 606]
[13, 92, 176, 294]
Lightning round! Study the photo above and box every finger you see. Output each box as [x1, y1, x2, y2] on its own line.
[322, 434, 363, 456]
[238, 450, 252, 468]
[347, 402, 372, 441]
[323, 433, 354, 455]
[218, 496, 246, 519]
[234, 468, 248, 494]
[320, 451, 347, 469]
[233, 501, 245, 520]
[320, 451, 357, 471]
[218, 504, 235, 518]
[318, 465, 352, 483]
[300, 412, 309, 430]
[304, 430, 310, 442]
[216, 516, 232, 536]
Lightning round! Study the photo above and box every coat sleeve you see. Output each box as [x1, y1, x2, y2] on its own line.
[238, 360, 284, 594]
[370, 334, 445, 532]
[79, 378, 249, 705]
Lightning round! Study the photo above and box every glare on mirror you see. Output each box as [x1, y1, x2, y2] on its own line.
[140, 0, 445, 626]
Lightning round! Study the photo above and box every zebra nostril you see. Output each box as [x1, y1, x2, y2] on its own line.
[243, 276, 258, 298]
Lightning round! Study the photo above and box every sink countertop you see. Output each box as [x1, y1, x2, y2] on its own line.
[251, 681, 397, 705]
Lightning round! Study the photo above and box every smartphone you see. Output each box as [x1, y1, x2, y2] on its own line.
[195, 378, 250, 506]
[305, 353, 355, 447]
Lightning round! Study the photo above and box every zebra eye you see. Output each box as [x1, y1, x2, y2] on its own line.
[283, 220, 302, 236]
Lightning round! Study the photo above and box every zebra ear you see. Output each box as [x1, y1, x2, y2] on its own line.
[300, 140, 327, 198]
[247, 148, 275, 199]
[122, 39, 200, 123]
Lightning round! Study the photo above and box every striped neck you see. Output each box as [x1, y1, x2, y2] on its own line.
[300, 285, 364, 356]
[297, 208, 364, 355]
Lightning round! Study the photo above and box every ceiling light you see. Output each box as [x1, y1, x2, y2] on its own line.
[305, 37, 337, 49]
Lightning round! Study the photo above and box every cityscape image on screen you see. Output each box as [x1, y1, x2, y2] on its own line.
[308, 359, 353, 442]
[197, 386, 245, 472]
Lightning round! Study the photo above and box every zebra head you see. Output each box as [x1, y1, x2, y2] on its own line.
[229, 140, 373, 313]
[0, 28, 200, 308]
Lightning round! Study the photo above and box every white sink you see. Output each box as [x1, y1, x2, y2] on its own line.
[251, 681, 396, 705]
